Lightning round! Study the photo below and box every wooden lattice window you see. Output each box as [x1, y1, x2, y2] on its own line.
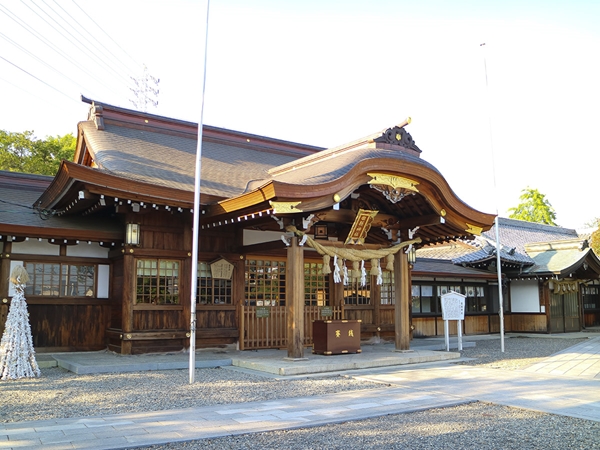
[197, 262, 232, 305]
[304, 262, 329, 306]
[135, 259, 179, 305]
[245, 259, 286, 306]
[381, 271, 395, 305]
[24, 263, 96, 297]
[344, 277, 371, 305]
[583, 285, 600, 310]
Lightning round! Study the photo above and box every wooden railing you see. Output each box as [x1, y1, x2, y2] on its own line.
[240, 305, 343, 350]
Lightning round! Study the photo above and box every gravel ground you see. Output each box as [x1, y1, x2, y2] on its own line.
[1, 336, 598, 449]
[159, 402, 600, 450]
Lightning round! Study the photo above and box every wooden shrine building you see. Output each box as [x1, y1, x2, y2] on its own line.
[1, 97, 499, 355]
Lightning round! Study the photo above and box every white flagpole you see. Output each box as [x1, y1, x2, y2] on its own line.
[190, 0, 211, 384]
[481, 43, 505, 352]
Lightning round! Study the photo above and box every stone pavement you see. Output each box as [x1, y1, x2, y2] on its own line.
[522, 335, 600, 379]
[2, 334, 600, 450]
[37, 337, 468, 376]
[353, 336, 600, 423]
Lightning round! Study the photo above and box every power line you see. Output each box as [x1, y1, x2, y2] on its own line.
[32, 0, 134, 86]
[0, 54, 76, 102]
[0, 31, 90, 96]
[51, 0, 140, 78]
[71, 0, 143, 73]
[17, 1, 125, 96]
[0, 4, 122, 98]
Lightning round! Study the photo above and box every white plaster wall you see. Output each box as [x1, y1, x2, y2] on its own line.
[97, 264, 110, 298]
[510, 280, 540, 312]
[12, 239, 59, 256]
[243, 229, 285, 246]
[67, 242, 110, 258]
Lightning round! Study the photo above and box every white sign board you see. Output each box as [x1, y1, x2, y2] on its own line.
[441, 291, 466, 351]
[441, 291, 466, 320]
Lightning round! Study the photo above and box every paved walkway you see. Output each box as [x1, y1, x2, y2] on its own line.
[2, 334, 600, 450]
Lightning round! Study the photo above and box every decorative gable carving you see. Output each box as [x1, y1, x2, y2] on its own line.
[374, 125, 420, 152]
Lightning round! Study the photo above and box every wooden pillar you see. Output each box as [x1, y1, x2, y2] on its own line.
[372, 275, 381, 336]
[394, 250, 411, 351]
[121, 252, 135, 355]
[0, 241, 12, 334]
[286, 237, 305, 359]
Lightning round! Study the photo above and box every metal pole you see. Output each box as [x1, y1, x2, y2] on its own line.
[494, 216, 505, 352]
[189, 0, 211, 384]
[481, 43, 505, 352]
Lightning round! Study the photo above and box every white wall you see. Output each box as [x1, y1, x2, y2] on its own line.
[510, 280, 540, 312]
[97, 264, 110, 298]
[12, 239, 59, 256]
[243, 229, 285, 246]
[67, 242, 110, 258]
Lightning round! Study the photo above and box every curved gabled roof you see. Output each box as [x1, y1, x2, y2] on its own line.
[36, 99, 495, 246]
[205, 124, 495, 245]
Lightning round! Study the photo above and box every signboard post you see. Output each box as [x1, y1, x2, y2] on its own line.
[441, 291, 466, 351]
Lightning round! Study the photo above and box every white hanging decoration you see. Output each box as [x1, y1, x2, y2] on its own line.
[333, 254, 341, 284]
[343, 261, 349, 285]
[0, 266, 41, 380]
[376, 260, 383, 286]
[360, 260, 367, 287]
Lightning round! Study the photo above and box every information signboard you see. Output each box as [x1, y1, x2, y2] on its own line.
[441, 291, 466, 351]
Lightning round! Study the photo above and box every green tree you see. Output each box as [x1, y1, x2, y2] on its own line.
[587, 218, 600, 256]
[0, 130, 76, 176]
[508, 187, 557, 226]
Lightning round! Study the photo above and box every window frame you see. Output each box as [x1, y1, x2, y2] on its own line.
[134, 258, 181, 306]
[197, 261, 233, 306]
[24, 262, 97, 298]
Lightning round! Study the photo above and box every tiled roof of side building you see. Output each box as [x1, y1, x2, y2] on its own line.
[484, 217, 578, 255]
[413, 258, 496, 278]
[452, 218, 581, 268]
[0, 171, 121, 235]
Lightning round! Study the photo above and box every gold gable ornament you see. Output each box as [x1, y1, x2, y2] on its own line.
[367, 173, 419, 204]
[465, 223, 483, 236]
[269, 201, 303, 214]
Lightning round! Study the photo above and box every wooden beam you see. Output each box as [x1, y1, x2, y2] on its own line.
[313, 210, 444, 230]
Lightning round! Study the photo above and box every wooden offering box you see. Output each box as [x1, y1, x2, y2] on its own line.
[312, 320, 361, 355]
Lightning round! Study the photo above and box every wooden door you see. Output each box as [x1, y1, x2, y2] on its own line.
[550, 292, 580, 333]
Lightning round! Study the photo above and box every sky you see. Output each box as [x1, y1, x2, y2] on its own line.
[1, 0, 599, 230]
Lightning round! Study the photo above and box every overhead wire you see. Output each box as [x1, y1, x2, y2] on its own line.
[18, 0, 124, 97]
[70, 0, 143, 73]
[0, 4, 119, 99]
[0, 55, 77, 102]
[0, 1, 153, 108]
[0, 31, 92, 96]
[33, 0, 135, 86]
[52, 0, 141, 78]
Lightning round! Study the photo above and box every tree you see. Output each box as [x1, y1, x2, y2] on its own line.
[586, 218, 600, 256]
[508, 187, 557, 226]
[0, 130, 76, 176]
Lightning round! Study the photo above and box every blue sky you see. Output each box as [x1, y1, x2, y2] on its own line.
[1, 1, 599, 229]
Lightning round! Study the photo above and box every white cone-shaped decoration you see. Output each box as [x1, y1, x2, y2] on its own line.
[0, 266, 40, 380]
